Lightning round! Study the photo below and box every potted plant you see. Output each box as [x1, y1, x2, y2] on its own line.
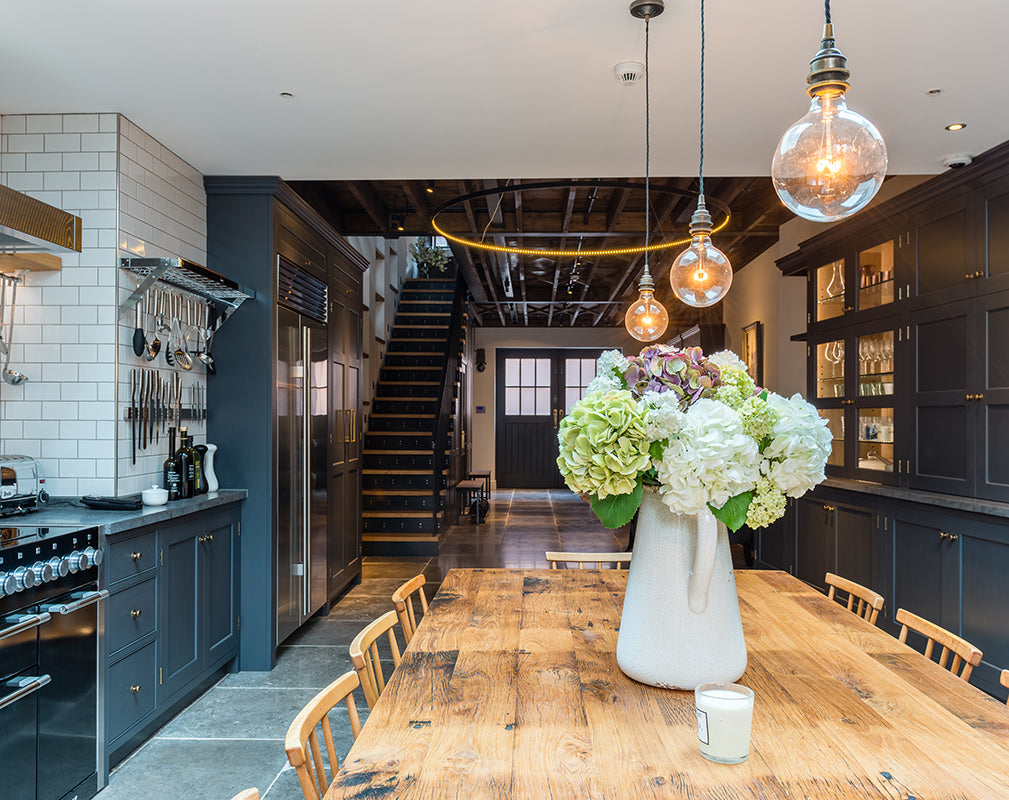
[408, 239, 450, 276]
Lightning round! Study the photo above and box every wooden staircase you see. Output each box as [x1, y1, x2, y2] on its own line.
[362, 277, 464, 555]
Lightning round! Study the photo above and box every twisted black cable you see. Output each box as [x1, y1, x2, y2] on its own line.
[825, 0, 831, 24]
[698, 0, 705, 199]
[644, 13, 651, 277]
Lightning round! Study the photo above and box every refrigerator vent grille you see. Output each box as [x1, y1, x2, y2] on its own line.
[278, 258, 328, 323]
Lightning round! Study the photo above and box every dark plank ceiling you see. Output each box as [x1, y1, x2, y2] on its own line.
[290, 177, 793, 330]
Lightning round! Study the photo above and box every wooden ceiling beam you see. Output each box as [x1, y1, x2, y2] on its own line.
[401, 180, 432, 226]
[347, 181, 389, 233]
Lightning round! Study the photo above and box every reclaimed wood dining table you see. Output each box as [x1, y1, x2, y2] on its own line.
[325, 568, 1009, 799]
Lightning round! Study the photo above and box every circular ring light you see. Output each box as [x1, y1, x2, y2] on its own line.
[430, 180, 731, 258]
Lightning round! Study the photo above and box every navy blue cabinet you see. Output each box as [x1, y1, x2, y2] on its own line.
[104, 502, 241, 767]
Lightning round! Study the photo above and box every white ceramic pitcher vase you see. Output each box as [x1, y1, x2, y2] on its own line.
[615, 486, 747, 689]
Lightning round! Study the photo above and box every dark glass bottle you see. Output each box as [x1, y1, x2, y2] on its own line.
[194, 444, 209, 494]
[178, 427, 194, 499]
[163, 427, 182, 501]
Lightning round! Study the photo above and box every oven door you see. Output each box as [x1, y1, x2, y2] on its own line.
[0, 611, 52, 800]
[39, 588, 106, 800]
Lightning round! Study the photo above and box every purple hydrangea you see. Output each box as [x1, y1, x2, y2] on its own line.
[623, 344, 721, 409]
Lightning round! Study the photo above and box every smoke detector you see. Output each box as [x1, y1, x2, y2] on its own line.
[613, 60, 645, 86]
[942, 153, 973, 169]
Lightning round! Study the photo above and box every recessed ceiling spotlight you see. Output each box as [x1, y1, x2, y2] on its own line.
[425, 181, 435, 194]
[945, 122, 967, 132]
[926, 88, 942, 96]
[279, 91, 295, 98]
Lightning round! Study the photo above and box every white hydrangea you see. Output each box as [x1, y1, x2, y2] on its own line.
[654, 398, 761, 514]
[597, 349, 629, 376]
[639, 391, 686, 442]
[761, 392, 832, 497]
[585, 372, 623, 395]
[707, 350, 748, 371]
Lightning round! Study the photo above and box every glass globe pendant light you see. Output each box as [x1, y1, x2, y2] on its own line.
[770, 0, 887, 222]
[624, 0, 669, 342]
[670, 0, 732, 309]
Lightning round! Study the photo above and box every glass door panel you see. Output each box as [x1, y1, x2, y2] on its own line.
[564, 357, 599, 413]
[820, 408, 845, 468]
[816, 339, 845, 399]
[857, 330, 894, 397]
[857, 240, 895, 311]
[816, 259, 846, 321]
[857, 407, 895, 472]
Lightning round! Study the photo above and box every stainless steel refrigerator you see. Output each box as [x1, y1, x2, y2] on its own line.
[276, 258, 329, 644]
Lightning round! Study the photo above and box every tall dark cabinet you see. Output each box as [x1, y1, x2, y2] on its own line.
[205, 177, 366, 670]
[768, 139, 1009, 699]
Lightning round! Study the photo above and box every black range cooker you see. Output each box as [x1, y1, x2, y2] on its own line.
[0, 523, 106, 800]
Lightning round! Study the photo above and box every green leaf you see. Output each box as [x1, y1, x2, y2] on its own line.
[649, 439, 666, 462]
[708, 491, 753, 533]
[591, 482, 643, 529]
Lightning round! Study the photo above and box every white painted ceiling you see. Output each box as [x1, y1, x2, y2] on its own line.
[1, 0, 1005, 180]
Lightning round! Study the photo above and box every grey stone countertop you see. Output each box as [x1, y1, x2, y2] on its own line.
[820, 478, 1009, 520]
[19, 491, 247, 535]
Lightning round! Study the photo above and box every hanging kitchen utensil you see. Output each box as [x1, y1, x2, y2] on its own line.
[0, 276, 8, 356]
[2, 276, 29, 386]
[143, 289, 160, 361]
[132, 294, 146, 357]
[174, 295, 193, 371]
[196, 300, 216, 373]
[164, 292, 176, 366]
[131, 369, 137, 465]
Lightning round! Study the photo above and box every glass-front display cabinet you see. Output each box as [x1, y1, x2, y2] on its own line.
[810, 323, 900, 483]
[811, 231, 903, 326]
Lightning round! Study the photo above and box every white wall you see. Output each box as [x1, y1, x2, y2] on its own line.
[0, 112, 209, 496]
[471, 326, 641, 487]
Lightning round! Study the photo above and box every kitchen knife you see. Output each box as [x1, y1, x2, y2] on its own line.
[130, 369, 136, 465]
[141, 369, 148, 451]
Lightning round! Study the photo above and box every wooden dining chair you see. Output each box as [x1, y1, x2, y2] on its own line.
[1001, 668, 1009, 705]
[545, 551, 632, 569]
[349, 610, 404, 709]
[824, 572, 885, 626]
[895, 608, 983, 681]
[228, 790, 259, 800]
[392, 574, 428, 645]
[284, 670, 364, 800]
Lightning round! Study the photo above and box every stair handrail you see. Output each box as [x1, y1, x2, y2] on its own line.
[431, 273, 467, 514]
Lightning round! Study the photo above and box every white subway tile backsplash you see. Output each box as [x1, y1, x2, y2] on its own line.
[59, 459, 97, 479]
[62, 114, 100, 134]
[44, 440, 78, 459]
[61, 189, 100, 209]
[6, 134, 44, 153]
[43, 171, 80, 191]
[22, 382, 61, 402]
[99, 114, 117, 134]
[23, 420, 60, 440]
[0, 421, 23, 439]
[26, 116, 63, 134]
[4, 441, 42, 458]
[3, 115, 26, 134]
[81, 171, 117, 191]
[80, 208, 117, 229]
[1, 152, 26, 171]
[81, 132, 116, 152]
[44, 133, 82, 152]
[42, 363, 79, 383]
[82, 228, 99, 249]
[77, 401, 110, 421]
[42, 285, 80, 306]
[99, 152, 117, 171]
[30, 344, 63, 363]
[63, 152, 100, 171]
[60, 382, 98, 401]
[4, 172, 43, 191]
[3, 401, 42, 419]
[98, 189, 117, 209]
[59, 420, 96, 440]
[60, 344, 99, 363]
[28, 152, 64, 172]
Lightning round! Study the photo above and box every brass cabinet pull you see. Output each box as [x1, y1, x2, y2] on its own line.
[939, 531, 948, 540]
[938, 531, 959, 541]
[130, 685, 142, 694]
[197, 534, 215, 544]
[131, 552, 142, 561]
[130, 608, 142, 619]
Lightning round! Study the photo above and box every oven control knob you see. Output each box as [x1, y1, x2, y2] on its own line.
[67, 550, 90, 572]
[83, 546, 104, 567]
[47, 556, 69, 579]
[31, 561, 54, 584]
[11, 566, 35, 591]
[0, 572, 15, 596]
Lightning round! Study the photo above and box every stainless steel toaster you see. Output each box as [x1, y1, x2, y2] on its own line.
[0, 455, 49, 515]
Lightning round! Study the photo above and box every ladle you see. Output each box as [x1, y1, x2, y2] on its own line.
[3, 277, 29, 386]
[0, 276, 8, 355]
[145, 288, 162, 360]
[195, 302, 216, 374]
[173, 296, 192, 371]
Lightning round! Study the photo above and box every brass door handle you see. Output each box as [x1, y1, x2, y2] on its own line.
[553, 409, 560, 429]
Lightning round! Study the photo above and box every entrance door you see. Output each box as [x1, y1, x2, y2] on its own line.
[495, 348, 604, 488]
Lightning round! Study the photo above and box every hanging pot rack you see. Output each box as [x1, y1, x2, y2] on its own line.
[118, 257, 254, 320]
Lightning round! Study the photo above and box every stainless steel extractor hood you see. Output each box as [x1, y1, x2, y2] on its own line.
[0, 184, 82, 268]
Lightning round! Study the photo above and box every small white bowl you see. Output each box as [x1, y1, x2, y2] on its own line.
[142, 486, 169, 506]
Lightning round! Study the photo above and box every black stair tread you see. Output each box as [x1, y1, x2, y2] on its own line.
[394, 324, 450, 328]
[389, 337, 447, 342]
[363, 469, 432, 475]
[378, 382, 440, 386]
[370, 413, 435, 419]
[382, 366, 441, 370]
[397, 312, 451, 317]
[373, 396, 438, 401]
[399, 299, 453, 304]
[363, 510, 445, 519]
[363, 449, 432, 454]
[362, 489, 445, 496]
[362, 533, 440, 542]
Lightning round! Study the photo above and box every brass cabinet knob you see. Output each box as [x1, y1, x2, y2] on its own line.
[130, 685, 142, 694]
[131, 552, 142, 561]
[939, 531, 948, 540]
[131, 608, 142, 619]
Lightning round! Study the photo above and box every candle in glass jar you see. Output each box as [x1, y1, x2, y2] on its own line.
[695, 683, 754, 764]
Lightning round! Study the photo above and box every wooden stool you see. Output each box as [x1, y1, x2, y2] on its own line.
[455, 479, 485, 523]
[468, 469, 491, 501]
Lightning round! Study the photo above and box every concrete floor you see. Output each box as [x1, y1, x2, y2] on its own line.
[94, 489, 729, 800]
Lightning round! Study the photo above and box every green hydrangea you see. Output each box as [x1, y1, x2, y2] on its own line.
[556, 390, 651, 499]
[739, 394, 779, 442]
[745, 477, 787, 528]
[712, 363, 756, 410]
